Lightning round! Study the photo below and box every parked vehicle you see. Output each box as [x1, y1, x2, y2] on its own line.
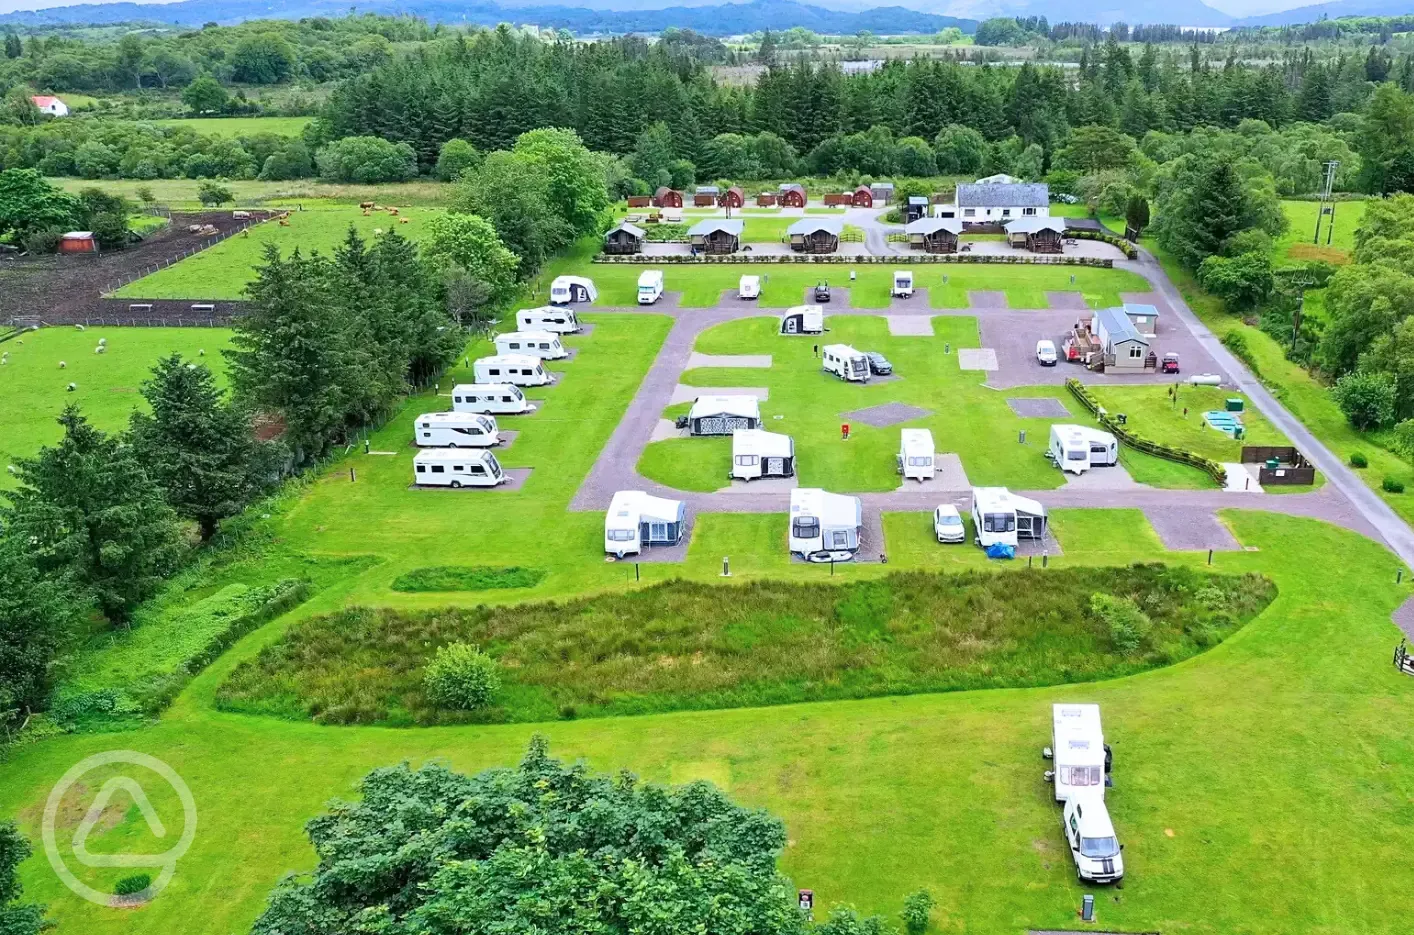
[550, 275, 596, 305]
[1044, 703, 1123, 883]
[473, 355, 551, 387]
[898, 428, 935, 481]
[1048, 424, 1118, 475]
[604, 490, 686, 558]
[1036, 339, 1058, 366]
[517, 305, 579, 334]
[637, 269, 665, 305]
[1161, 352, 1181, 374]
[494, 330, 567, 360]
[1061, 797, 1124, 884]
[451, 383, 535, 415]
[788, 488, 862, 559]
[730, 429, 795, 481]
[739, 275, 760, 300]
[413, 412, 499, 448]
[780, 305, 824, 335]
[892, 270, 914, 298]
[865, 351, 893, 375]
[933, 504, 965, 543]
[971, 487, 1048, 547]
[814, 281, 831, 302]
[822, 344, 870, 382]
[413, 448, 506, 488]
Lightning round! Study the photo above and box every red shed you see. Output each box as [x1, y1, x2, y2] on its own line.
[719, 186, 745, 209]
[756, 192, 777, 207]
[653, 187, 683, 208]
[626, 195, 651, 208]
[850, 186, 874, 208]
[58, 231, 97, 254]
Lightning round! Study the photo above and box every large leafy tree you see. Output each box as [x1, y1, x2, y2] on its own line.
[455, 151, 573, 272]
[1358, 83, 1414, 195]
[0, 169, 80, 240]
[422, 212, 520, 305]
[0, 823, 45, 935]
[1053, 124, 1139, 173]
[130, 354, 272, 540]
[0, 534, 85, 730]
[3, 406, 182, 623]
[251, 738, 810, 935]
[512, 127, 611, 236]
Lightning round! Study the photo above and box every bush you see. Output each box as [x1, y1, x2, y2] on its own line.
[901, 889, 934, 935]
[1199, 251, 1274, 310]
[434, 138, 481, 182]
[196, 181, 233, 206]
[391, 566, 545, 592]
[316, 135, 419, 183]
[423, 643, 501, 710]
[1332, 370, 1397, 430]
[114, 874, 151, 895]
[1090, 592, 1153, 654]
[1383, 476, 1405, 494]
[1350, 451, 1369, 468]
[22, 227, 61, 254]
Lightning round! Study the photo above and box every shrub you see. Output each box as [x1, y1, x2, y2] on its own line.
[1200, 251, 1274, 310]
[1332, 370, 1397, 430]
[391, 566, 545, 592]
[196, 181, 233, 206]
[901, 889, 934, 935]
[1090, 592, 1153, 654]
[435, 138, 481, 182]
[1350, 451, 1369, 468]
[423, 643, 501, 710]
[1383, 476, 1405, 494]
[316, 135, 418, 183]
[114, 874, 151, 896]
[22, 227, 61, 254]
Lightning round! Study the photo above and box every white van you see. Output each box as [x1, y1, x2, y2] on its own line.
[789, 488, 862, 560]
[739, 275, 760, 300]
[473, 355, 551, 387]
[413, 412, 499, 448]
[516, 305, 579, 334]
[637, 269, 664, 305]
[822, 344, 870, 382]
[1062, 797, 1124, 883]
[413, 448, 506, 488]
[451, 384, 535, 415]
[892, 269, 914, 298]
[550, 275, 596, 305]
[1049, 424, 1119, 474]
[494, 331, 567, 360]
[898, 428, 935, 481]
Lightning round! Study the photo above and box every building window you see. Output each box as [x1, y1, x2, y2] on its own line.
[1023, 207, 1037, 216]
[964, 208, 976, 218]
[1002, 209, 1011, 217]
[1129, 345, 1144, 359]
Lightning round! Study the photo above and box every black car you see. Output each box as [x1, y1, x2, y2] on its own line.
[814, 281, 831, 302]
[864, 351, 893, 375]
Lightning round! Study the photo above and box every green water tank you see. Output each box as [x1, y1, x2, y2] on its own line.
[1226, 397, 1245, 412]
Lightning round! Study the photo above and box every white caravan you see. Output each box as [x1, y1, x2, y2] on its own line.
[789, 488, 863, 560]
[473, 355, 551, 387]
[1049, 424, 1119, 474]
[739, 275, 761, 300]
[603, 490, 686, 558]
[971, 487, 1048, 547]
[779, 305, 824, 335]
[822, 344, 870, 383]
[731, 429, 795, 481]
[549, 275, 596, 305]
[891, 269, 914, 298]
[1045, 704, 1107, 802]
[516, 305, 580, 334]
[413, 448, 506, 488]
[494, 330, 567, 360]
[637, 269, 665, 305]
[1061, 797, 1124, 884]
[451, 383, 535, 415]
[898, 428, 936, 481]
[413, 412, 499, 448]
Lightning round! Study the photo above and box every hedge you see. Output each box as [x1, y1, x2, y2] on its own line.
[1066, 378, 1228, 486]
[594, 253, 1115, 267]
[1069, 228, 1139, 259]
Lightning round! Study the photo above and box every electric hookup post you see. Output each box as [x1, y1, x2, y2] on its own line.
[798, 890, 814, 921]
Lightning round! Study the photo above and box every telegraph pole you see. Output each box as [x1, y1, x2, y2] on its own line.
[1314, 160, 1339, 246]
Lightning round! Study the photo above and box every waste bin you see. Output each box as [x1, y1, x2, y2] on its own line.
[1266, 457, 1279, 471]
[1225, 397, 1245, 412]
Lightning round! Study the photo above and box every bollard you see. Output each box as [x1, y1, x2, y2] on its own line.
[350, 468, 356, 483]
[1208, 548, 1214, 565]
[830, 557, 835, 576]
[1042, 553, 1048, 568]
[364, 439, 370, 455]
[1400, 569, 1404, 585]
[721, 556, 731, 577]
[1081, 893, 1095, 922]
[945, 342, 951, 354]
[1028, 555, 1033, 568]
[635, 563, 640, 582]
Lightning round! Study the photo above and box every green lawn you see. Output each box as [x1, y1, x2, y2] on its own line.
[1274, 199, 1366, 266]
[1087, 385, 1293, 462]
[149, 116, 313, 137]
[741, 216, 794, 242]
[0, 326, 232, 489]
[112, 205, 443, 300]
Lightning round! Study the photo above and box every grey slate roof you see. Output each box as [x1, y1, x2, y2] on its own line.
[1094, 307, 1147, 346]
[956, 182, 1050, 208]
[607, 222, 646, 239]
[696, 185, 720, 194]
[787, 217, 843, 236]
[687, 218, 744, 237]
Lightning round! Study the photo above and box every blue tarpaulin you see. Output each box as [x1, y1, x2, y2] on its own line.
[985, 542, 1016, 560]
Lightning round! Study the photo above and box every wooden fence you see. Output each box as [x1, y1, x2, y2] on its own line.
[1067, 378, 1228, 486]
[1241, 446, 1316, 485]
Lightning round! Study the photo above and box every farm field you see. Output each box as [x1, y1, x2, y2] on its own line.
[55, 178, 453, 209]
[148, 116, 313, 136]
[112, 205, 443, 299]
[0, 326, 232, 489]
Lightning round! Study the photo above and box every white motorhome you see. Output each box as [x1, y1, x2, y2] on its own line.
[822, 344, 870, 383]
[413, 448, 506, 488]
[637, 269, 665, 305]
[1061, 797, 1124, 884]
[550, 275, 596, 305]
[603, 490, 686, 558]
[892, 269, 914, 298]
[473, 355, 551, 387]
[413, 412, 499, 448]
[1045, 703, 1108, 803]
[731, 429, 795, 481]
[971, 487, 1049, 547]
[1049, 424, 1119, 474]
[494, 331, 567, 360]
[516, 305, 579, 334]
[739, 275, 760, 300]
[451, 384, 535, 415]
[789, 488, 863, 559]
[898, 428, 935, 481]
[779, 305, 824, 335]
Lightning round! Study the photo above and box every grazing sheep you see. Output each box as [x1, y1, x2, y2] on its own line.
[399, 217, 410, 224]
[95, 345, 105, 354]
[75, 323, 85, 331]
[58, 361, 66, 369]
[67, 382, 76, 391]
[98, 338, 107, 346]
[198, 349, 206, 356]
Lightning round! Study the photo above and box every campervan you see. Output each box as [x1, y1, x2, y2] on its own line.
[898, 429, 935, 481]
[493, 331, 567, 360]
[603, 490, 686, 558]
[971, 487, 1048, 547]
[1062, 797, 1125, 884]
[1049, 424, 1118, 474]
[822, 344, 870, 383]
[550, 275, 596, 305]
[637, 270, 665, 305]
[413, 412, 499, 448]
[788, 488, 863, 560]
[892, 269, 914, 298]
[730, 429, 795, 481]
[413, 448, 505, 488]
[1045, 703, 1107, 803]
[780, 305, 824, 335]
[451, 384, 535, 415]
[473, 355, 551, 387]
[739, 275, 761, 300]
[516, 305, 579, 334]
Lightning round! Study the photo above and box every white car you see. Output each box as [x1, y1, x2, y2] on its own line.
[1062, 796, 1124, 884]
[933, 504, 965, 543]
[1036, 339, 1058, 366]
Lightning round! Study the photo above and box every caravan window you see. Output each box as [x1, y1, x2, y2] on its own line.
[416, 465, 426, 474]
[735, 455, 758, 467]
[983, 512, 1015, 533]
[469, 464, 486, 475]
[507, 342, 520, 350]
[1062, 766, 1102, 786]
[607, 529, 634, 542]
[1067, 449, 1087, 461]
[907, 456, 931, 467]
[430, 465, 445, 474]
[830, 531, 850, 548]
[453, 395, 463, 403]
[488, 368, 501, 376]
[792, 517, 820, 539]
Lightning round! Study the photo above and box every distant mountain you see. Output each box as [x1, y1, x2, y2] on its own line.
[932, 0, 1232, 25]
[1233, 0, 1414, 25]
[0, 0, 976, 32]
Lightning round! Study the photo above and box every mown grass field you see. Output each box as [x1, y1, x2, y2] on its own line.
[0, 326, 232, 489]
[1274, 199, 1366, 265]
[113, 205, 443, 299]
[56, 178, 453, 209]
[148, 116, 313, 137]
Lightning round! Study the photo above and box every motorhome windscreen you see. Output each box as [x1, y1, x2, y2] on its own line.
[983, 513, 1016, 533]
[793, 518, 820, 538]
[1081, 836, 1119, 858]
